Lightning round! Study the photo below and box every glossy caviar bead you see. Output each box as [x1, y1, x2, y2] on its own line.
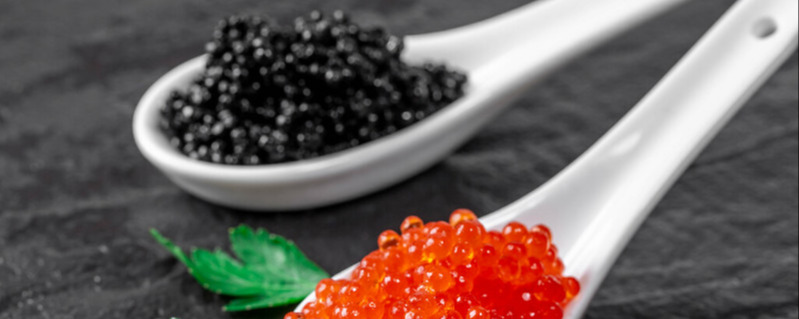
[467, 306, 490, 319]
[300, 303, 320, 316]
[451, 267, 476, 293]
[545, 257, 565, 276]
[524, 231, 550, 260]
[542, 246, 560, 275]
[425, 221, 454, 238]
[534, 276, 566, 304]
[449, 243, 473, 266]
[497, 256, 521, 282]
[378, 230, 401, 250]
[380, 273, 409, 297]
[294, 209, 578, 319]
[360, 250, 386, 271]
[563, 276, 581, 299]
[341, 281, 367, 302]
[402, 227, 424, 243]
[477, 244, 500, 268]
[407, 290, 437, 313]
[401, 216, 424, 234]
[380, 247, 406, 272]
[314, 278, 339, 305]
[521, 257, 545, 284]
[415, 264, 454, 291]
[502, 242, 528, 260]
[460, 260, 480, 278]
[531, 224, 553, 242]
[485, 230, 506, 247]
[350, 266, 380, 291]
[404, 239, 425, 266]
[423, 222, 455, 261]
[161, 11, 467, 165]
[503, 221, 529, 243]
[455, 220, 487, 250]
[449, 208, 478, 226]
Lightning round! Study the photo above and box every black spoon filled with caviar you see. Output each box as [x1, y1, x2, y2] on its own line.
[134, 0, 686, 210]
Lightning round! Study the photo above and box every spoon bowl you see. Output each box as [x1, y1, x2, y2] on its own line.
[133, 0, 686, 211]
[294, 0, 798, 316]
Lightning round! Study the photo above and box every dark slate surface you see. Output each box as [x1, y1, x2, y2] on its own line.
[1, 0, 797, 318]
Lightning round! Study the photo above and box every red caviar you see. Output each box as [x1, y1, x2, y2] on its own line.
[286, 209, 580, 319]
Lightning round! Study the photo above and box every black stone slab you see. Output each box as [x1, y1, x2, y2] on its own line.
[0, 0, 797, 318]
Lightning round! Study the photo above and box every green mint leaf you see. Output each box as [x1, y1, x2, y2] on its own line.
[187, 248, 266, 296]
[229, 225, 328, 284]
[150, 226, 328, 311]
[151, 229, 265, 296]
[150, 229, 191, 264]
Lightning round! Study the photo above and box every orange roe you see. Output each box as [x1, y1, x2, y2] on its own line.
[286, 209, 580, 319]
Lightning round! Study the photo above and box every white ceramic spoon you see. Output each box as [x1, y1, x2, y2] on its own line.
[296, 0, 799, 316]
[133, 0, 687, 211]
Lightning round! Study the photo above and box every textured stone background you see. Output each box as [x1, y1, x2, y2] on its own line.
[0, 0, 797, 318]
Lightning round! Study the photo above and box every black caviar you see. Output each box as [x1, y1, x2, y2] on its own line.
[160, 11, 467, 165]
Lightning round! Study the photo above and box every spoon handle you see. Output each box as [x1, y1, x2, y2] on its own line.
[565, 0, 798, 254]
[484, 0, 797, 315]
[405, 0, 688, 72]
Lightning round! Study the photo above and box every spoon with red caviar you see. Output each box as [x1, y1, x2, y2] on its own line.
[291, 211, 581, 318]
[293, 0, 798, 317]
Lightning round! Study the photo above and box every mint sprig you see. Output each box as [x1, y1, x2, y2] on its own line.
[151, 226, 328, 311]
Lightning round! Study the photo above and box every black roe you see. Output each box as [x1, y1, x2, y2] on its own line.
[160, 11, 467, 165]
